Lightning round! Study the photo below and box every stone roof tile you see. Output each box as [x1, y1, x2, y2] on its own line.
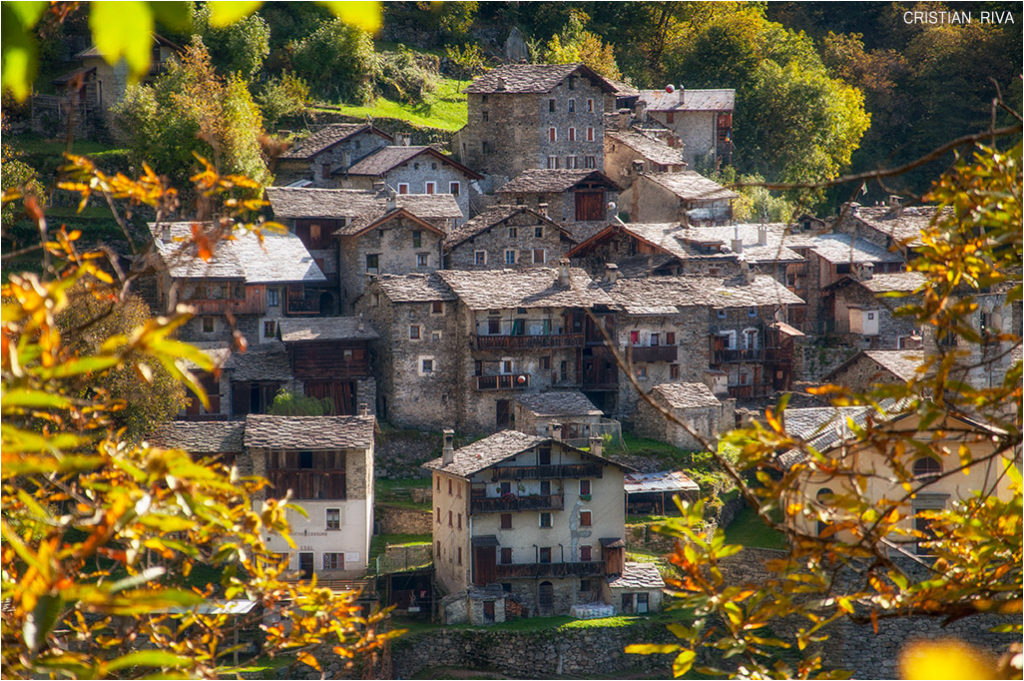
[637, 89, 735, 111]
[438, 266, 613, 310]
[444, 205, 571, 249]
[607, 561, 665, 589]
[650, 382, 721, 409]
[644, 171, 739, 201]
[148, 421, 246, 454]
[278, 317, 379, 343]
[373, 273, 457, 303]
[606, 130, 684, 166]
[603, 274, 804, 313]
[464, 63, 617, 94]
[243, 414, 375, 450]
[280, 124, 389, 160]
[515, 391, 602, 417]
[497, 169, 620, 194]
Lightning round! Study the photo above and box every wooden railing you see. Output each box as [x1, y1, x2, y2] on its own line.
[494, 560, 604, 579]
[475, 333, 584, 350]
[470, 494, 563, 513]
[488, 463, 603, 481]
[186, 297, 266, 315]
[628, 345, 678, 362]
[476, 374, 531, 391]
[712, 348, 766, 364]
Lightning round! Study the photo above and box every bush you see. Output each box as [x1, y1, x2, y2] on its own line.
[258, 71, 310, 128]
[267, 389, 333, 416]
[290, 18, 377, 104]
[376, 46, 438, 104]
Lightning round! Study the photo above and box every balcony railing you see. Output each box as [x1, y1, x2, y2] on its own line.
[476, 374, 531, 391]
[488, 463, 604, 481]
[628, 345, 678, 362]
[186, 297, 266, 316]
[712, 348, 766, 364]
[470, 493, 563, 513]
[286, 296, 321, 316]
[494, 560, 605, 579]
[475, 333, 584, 350]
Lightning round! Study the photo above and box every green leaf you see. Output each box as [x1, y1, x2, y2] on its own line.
[88, 1, 154, 82]
[149, 1, 192, 31]
[107, 650, 191, 671]
[673, 650, 696, 677]
[316, 1, 382, 33]
[625, 643, 681, 655]
[24, 594, 62, 651]
[1, 1, 46, 100]
[110, 567, 167, 594]
[206, 1, 261, 27]
[3, 389, 75, 410]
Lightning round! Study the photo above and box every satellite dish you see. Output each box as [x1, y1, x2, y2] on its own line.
[665, 84, 675, 93]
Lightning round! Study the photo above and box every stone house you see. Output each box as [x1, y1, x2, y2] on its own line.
[604, 130, 686, 189]
[633, 382, 731, 451]
[832, 202, 943, 261]
[636, 88, 735, 167]
[356, 273, 459, 429]
[453, 63, 618, 184]
[148, 221, 326, 347]
[223, 343, 294, 417]
[149, 414, 377, 579]
[568, 223, 687, 279]
[423, 430, 632, 622]
[275, 123, 393, 186]
[495, 169, 621, 242]
[513, 391, 608, 446]
[823, 349, 928, 392]
[618, 171, 737, 225]
[823, 271, 926, 350]
[335, 145, 482, 221]
[604, 562, 665, 615]
[443, 205, 576, 270]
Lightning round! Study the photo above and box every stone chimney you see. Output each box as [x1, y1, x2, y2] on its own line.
[678, 85, 685, 107]
[757, 224, 768, 247]
[397, 132, 412, 147]
[386, 193, 397, 212]
[357, 313, 365, 333]
[589, 435, 603, 458]
[495, 76, 507, 92]
[538, 202, 549, 218]
[557, 257, 571, 287]
[372, 181, 386, 194]
[635, 100, 647, 122]
[548, 422, 563, 441]
[442, 429, 455, 465]
[160, 223, 171, 242]
[738, 256, 753, 284]
[631, 159, 645, 176]
[618, 108, 630, 130]
[857, 262, 874, 281]
[604, 262, 619, 284]
[731, 223, 743, 255]
[359, 402, 369, 417]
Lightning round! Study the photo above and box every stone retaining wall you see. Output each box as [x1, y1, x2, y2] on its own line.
[375, 504, 431, 535]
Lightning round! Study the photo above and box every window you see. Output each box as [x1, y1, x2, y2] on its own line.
[202, 317, 215, 333]
[540, 480, 551, 495]
[425, 181, 436, 194]
[421, 358, 434, 374]
[412, 230, 422, 248]
[539, 547, 552, 563]
[431, 162, 438, 170]
[580, 545, 592, 562]
[417, 253, 429, 268]
[534, 226, 544, 238]
[568, 127, 576, 141]
[539, 512, 552, 528]
[410, 325, 422, 340]
[548, 127, 557, 142]
[587, 98, 594, 112]
[474, 250, 487, 266]
[501, 359, 514, 374]
[482, 109, 489, 121]
[721, 330, 737, 350]
[748, 307, 757, 317]
[567, 156, 578, 169]
[457, 513, 462, 530]
[326, 508, 340, 530]
[568, 75, 576, 89]
[635, 366, 648, 379]
[448, 510, 453, 527]
[533, 249, 546, 264]
[547, 156, 559, 169]
[586, 127, 595, 142]
[508, 226, 518, 239]
[500, 513, 512, 529]
[666, 332, 676, 345]
[505, 249, 517, 265]
[637, 593, 649, 614]
[436, 507, 441, 523]
[436, 541, 441, 558]
[457, 482, 462, 498]
[266, 288, 280, 306]
[584, 156, 596, 168]
[540, 355, 551, 370]
[580, 480, 591, 496]
[650, 333, 660, 346]
[500, 547, 512, 564]
[538, 446, 551, 465]
[366, 253, 379, 273]
[717, 309, 727, 319]
[630, 331, 640, 345]
[263, 321, 277, 339]
[666, 111, 674, 124]
[670, 364, 680, 379]
[568, 98, 576, 113]
[487, 317, 501, 335]
[449, 181, 460, 195]
[430, 300, 444, 315]
[482, 141, 491, 154]
[436, 475, 441, 491]
[913, 457, 942, 479]
[457, 547, 462, 565]
[397, 183, 409, 194]
[323, 553, 344, 570]
[743, 328, 759, 350]
[499, 481, 511, 495]
[321, 163, 331, 178]
[579, 510, 592, 527]
[548, 99, 556, 113]
[448, 479, 453, 495]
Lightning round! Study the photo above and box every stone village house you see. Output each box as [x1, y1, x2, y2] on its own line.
[635, 88, 735, 167]
[443, 205, 576, 270]
[603, 129, 686, 190]
[633, 382, 733, 451]
[423, 430, 661, 623]
[495, 168, 621, 242]
[275, 123, 393, 187]
[618, 171, 738, 225]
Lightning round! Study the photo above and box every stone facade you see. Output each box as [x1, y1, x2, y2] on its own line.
[827, 276, 922, 349]
[276, 125, 392, 186]
[636, 88, 735, 167]
[633, 384, 731, 451]
[444, 206, 575, 270]
[618, 172, 735, 225]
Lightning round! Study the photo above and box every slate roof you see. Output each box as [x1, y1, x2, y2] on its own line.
[148, 421, 246, 454]
[266, 187, 462, 230]
[858, 271, 927, 293]
[278, 317, 379, 343]
[243, 414, 376, 450]
[643, 171, 739, 201]
[280, 124, 390, 160]
[789, 233, 904, 265]
[851, 205, 943, 247]
[464, 63, 617, 94]
[825, 349, 928, 384]
[606, 131, 684, 166]
[345, 146, 482, 179]
[224, 344, 293, 382]
[515, 391, 602, 417]
[373, 273, 457, 303]
[607, 562, 665, 589]
[151, 222, 326, 284]
[438, 267, 613, 310]
[186, 341, 234, 370]
[624, 470, 699, 494]
[638, 88, 735, 111]
[650, 382, 721, 410]
[569, 223, 687, 261]
[777, 398, 910, 468]
[444, 205, 572, 249]
[675, 223, 805, 265]
[603, 274, 804, 314]
[497, 169, 620, 194]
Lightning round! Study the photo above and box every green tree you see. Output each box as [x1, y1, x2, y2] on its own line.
[627, 140, 1023, 678]
[542, 9, 622, 80]
[192, 3, 270, 79]
[267, 389, 332, 417]
[113, 37, 270, 189]
[290, 18, 377, 104]
[257, 71, 310, 129]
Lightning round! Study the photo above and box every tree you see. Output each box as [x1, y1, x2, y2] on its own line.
[192, 3, 271, 80]
[290, 18, 377, 104]
[267, 389, 332, 417]
[113, 38, 270, 189]
[542, 10, 622, 80]
[2, 157, 400, 680]
[257, 71, 310, 129]
[626, 139, 1022, 678]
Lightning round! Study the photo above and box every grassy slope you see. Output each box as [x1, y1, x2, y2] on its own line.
[312, 76, 468, 132]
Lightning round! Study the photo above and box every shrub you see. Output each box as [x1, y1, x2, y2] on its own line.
[290, 19, 377, 104]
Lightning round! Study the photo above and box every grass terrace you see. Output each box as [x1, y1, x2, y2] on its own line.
[311, 76, 468, 132]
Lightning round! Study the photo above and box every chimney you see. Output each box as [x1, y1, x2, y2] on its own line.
[731, 223, 743, 254]
[442, 429, 455, 465]
[635, 100, 647, 122]
[618, 108, 630, 130]
[557, 257, 571, 287]
[359, 402, 369, 417]
[358, 313, 365, 333]
[160, 223, 171, 242]
[589, 435, 603, 458]
[857, 262, 874, 281]
[538, 202, 549, 218]
[397, 132, 412, 147]
[604, 262, 619, 284]
[386, 194, 397, 212]
[549, 422, 563, 441]
[495, 77, 507, 91]
[738, 256, 753, 284]
[678, 85, 685, 106]
[372, 181, 386, 194]
[757, 224, 767, 247]
[631, 159, 645, 176]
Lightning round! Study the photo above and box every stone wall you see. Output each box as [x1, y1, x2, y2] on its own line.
[375, 504, 431, 534]
[445, 210, 573, 270]
[374, 428, 441, 479]
[793, 339, 859, 382]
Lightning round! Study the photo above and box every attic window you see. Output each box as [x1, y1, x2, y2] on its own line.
[568, 76, 576, 90]
[549, 99, 556, 113]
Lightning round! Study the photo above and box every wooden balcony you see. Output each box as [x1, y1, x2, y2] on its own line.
[488, 463, 604, 481]
[628, 345, 678, 362]
[494, 560, 605, 579]
[476, 374, 531, 391]
[475, 333, 584, 351]
[286, 295, 321, 316]
[470, 493, 563, 513]
[712, 348, 766, 364]
[186, 296, 265, 316]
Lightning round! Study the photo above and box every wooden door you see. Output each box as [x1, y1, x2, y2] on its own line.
[473, 546, 496, 586]
[538, 582, 554, 614]
[496, 399, 511, 429]
[575, 191, 604, 221]
[299, 552, 314, 580]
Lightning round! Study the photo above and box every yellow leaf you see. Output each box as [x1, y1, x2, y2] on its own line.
[316, 1, 382, 33]
[206, 1, 262, 27]
[297, 651, 321, 670]
[899, 639, 995, 680]
[89, 2, 154, 81]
